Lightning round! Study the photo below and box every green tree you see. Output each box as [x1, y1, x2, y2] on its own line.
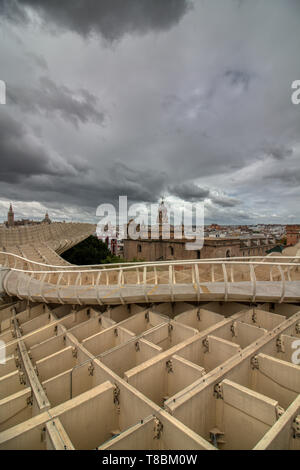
[61, 236, 112, 265]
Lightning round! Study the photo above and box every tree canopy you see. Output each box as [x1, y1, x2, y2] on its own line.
[61, 235, 121, 265]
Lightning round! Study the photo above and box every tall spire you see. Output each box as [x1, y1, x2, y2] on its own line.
[42, 211, 51, 224]
[157, 198, 168, 224]
[7, 203, 14, 227]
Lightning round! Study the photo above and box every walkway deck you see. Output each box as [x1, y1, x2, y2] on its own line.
[1, 256, 300, 305]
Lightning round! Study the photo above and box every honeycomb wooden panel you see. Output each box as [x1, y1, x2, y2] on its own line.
[0, 298, 299, 450]
[0, 225, 299, 449]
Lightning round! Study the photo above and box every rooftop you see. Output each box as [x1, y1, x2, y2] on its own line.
[0, 222, 299, 450]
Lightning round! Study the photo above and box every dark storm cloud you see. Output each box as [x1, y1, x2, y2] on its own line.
[0, 159, 167, 210]
[0, 0, 192, 40]
[263, 145, 293, 161]
[8, 77, 106, 127]
[264, 168, 300, 186]
[107, 161, 167, 203]
[211, 195, 241, 208]
[0, 112, 51, 182]
[0, 112, 86, 183]
[169, 182, 240, 208]
[169, 183, 210, 202]
[0, 0, 299, 223]
[223, 69, 252, 91]
[25, 51, 48, 70]
[0, 0, 26, 23]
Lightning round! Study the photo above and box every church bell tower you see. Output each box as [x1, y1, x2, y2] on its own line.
[7, 203, 14, 227]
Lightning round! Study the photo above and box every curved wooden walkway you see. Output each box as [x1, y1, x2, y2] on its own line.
[1, 255, 300, 305]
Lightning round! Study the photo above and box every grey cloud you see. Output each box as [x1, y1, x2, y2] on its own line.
[0, 112, 51, 182]
[211, 195, 241, 208]
[169, 182, 241, 208]
[0, 0, 27, 23]
[0, 112, 86, 183]
[264, 168, 300, 186]
[0, 0, 192, 40]
[263, 145, 293, 160]
[8, 77, 106, 127]
[223, 69, 252, 91]
[169, 183, 210, 202]
[25, 51, 48, 70]
[0, 0, 300, 224]
[0, 160, 168, 210]
[106, 162, 167, 204]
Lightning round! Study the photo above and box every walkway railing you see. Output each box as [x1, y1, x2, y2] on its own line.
[0, 250, 299, 270]
[1, 256, 300, 305]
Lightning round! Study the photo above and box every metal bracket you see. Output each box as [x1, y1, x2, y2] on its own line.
[72, 347, 78, 358]
[14, 355, 21, 369]
[40, 427, 46, 443]
[88, 362, 94, 376]
[197, 308, 201, 321]
[251, 355, 259, 370]
[153, 418, 163, 440]
[252, 310, 257, 324]
[202, 338, 209, 353]
[168, 323, 173, 335]
[162, 396, 169, 407]
[27, 395, 33, 406]
[209, 427, 226, 448]
[19, 372, 26, 385]
[276, 336, 285, 353]
[145, 311, 149, 322]
[135, 341, 140, 352]
[113, 384, 120, 406]
[276, 405, 285, 420]
[166, 360, 173, 373]
[230, 321, 237, 337]
[213, 383, 223, 400]
[114, 328, 118, 337]
[292, 415, 300, 439]
[54, 325, 58, 336]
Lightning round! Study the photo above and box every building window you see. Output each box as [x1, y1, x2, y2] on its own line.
[226, 249, 231, 258]
[137, 244, 142, 253]
[197, 250, 201, 259]
[169, 246, 174, 256]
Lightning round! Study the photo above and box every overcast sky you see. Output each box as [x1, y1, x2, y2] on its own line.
[0, 0, 299, 225]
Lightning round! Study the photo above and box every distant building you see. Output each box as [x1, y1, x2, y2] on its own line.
[42, 212, 51, 224]
[123, 203, 276, 261]
[5, 204, 52, 227]
[208, 223, 221, 230]
[7, 203, 14, 227]
[286, 224, 300, 246]
[14, 219, 39, 227]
